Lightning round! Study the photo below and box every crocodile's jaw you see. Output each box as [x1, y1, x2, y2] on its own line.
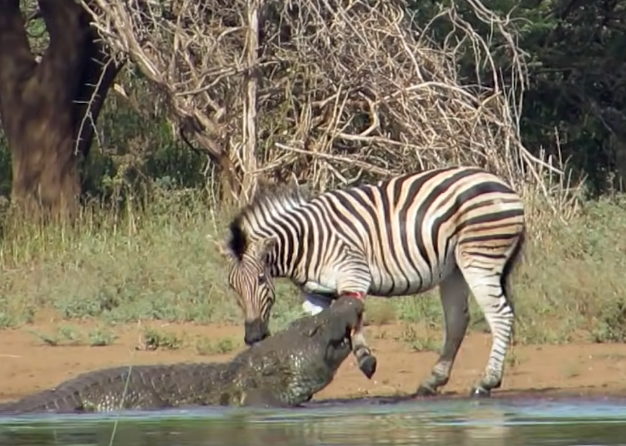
[285, 343, 352, 406]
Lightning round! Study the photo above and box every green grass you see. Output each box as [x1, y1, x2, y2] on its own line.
[195, 336, 237, 356]
[141, 328, 186, 351]
[1, 188, 626, 347]
[29, 324, 118, 347]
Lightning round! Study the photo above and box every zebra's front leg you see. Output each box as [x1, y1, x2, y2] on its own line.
[416, 268, 470, 397]
[335, 259, 378, 379]
[350, 310, 378, 379]
[305, 291, 377, 378]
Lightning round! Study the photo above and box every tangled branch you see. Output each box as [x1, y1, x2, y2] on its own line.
[80, 0, 567, 202]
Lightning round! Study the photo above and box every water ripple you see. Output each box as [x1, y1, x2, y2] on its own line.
[0, 397, 625, 446]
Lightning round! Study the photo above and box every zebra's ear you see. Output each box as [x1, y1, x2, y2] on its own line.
[214, 240, 234, 260]
[251, 236, 278, 258]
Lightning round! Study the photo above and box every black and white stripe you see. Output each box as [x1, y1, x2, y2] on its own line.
[219, 166, 526, 396]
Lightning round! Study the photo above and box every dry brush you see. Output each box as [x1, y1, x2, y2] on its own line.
[80, 0, 574, 213]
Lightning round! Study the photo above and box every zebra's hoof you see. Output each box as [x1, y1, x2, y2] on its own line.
[470, 386, 491, 398]
[358, 355, 377, 379]
[415, 385, 438, 397]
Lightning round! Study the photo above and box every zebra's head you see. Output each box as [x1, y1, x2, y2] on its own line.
[218, 184, 309, 347]
[216, 235, 278, 346]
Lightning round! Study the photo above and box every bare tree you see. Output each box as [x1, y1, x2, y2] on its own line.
[81, 0, 568, 206]
[0, 0, 120, 222]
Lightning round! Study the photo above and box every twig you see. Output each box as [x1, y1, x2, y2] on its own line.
[275, 142, 391, 177]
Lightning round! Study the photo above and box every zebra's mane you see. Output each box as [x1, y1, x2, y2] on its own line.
[226, 183, 313, 260]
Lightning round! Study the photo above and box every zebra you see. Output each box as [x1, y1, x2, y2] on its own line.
[216, 166, 526, 398]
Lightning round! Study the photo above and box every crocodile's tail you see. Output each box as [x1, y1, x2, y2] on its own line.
[0, 362, 232, 415]
[0, 388, 83, 415]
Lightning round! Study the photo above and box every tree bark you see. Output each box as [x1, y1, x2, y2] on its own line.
[0, 0, 120, 223]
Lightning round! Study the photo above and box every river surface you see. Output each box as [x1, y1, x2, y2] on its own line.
[0, 394, 625, 446]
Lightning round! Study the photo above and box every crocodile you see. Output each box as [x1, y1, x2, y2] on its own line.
[0, 296, 364, 415]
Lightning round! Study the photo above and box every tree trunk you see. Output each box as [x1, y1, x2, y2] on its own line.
[0, 0, 120, 223]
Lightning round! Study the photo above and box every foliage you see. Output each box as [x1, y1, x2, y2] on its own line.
[519, 0, 626, 196]
[409, 0, 626, 196]
[81, 72, 208, 201]
[0, 71, 207, 205]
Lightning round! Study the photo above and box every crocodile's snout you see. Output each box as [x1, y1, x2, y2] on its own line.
[244, 319, 270, 346]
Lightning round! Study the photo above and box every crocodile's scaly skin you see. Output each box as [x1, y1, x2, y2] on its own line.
[0, 296, 363, 414]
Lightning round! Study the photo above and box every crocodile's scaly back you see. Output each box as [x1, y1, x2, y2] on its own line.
[0, 363, 232, 414]
[0, 296, 364, 414]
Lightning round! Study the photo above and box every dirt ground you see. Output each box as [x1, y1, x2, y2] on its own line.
[1, 319, 626, 403]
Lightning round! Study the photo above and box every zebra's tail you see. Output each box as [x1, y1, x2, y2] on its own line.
[502, 228, 526, 301]
[501, 227, 526, 346]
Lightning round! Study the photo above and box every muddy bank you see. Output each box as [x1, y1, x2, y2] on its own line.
[1, 321, 625, 404]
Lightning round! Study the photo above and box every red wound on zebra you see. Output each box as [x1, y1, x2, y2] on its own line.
[341, 291, 366, 301]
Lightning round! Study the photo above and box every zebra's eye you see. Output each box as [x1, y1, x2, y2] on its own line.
[258, 274, 267, 285]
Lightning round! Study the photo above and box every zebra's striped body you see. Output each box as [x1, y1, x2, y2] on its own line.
[218, 166, 526, 397]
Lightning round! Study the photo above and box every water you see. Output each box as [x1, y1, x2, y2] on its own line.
[1, 396, 625, 446]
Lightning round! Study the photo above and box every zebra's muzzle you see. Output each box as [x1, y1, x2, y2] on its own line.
[244, 319, 270, 346]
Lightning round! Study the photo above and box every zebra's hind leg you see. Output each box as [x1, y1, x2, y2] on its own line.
[415, 268, 470, 397]
[459, 264, 515, 398]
